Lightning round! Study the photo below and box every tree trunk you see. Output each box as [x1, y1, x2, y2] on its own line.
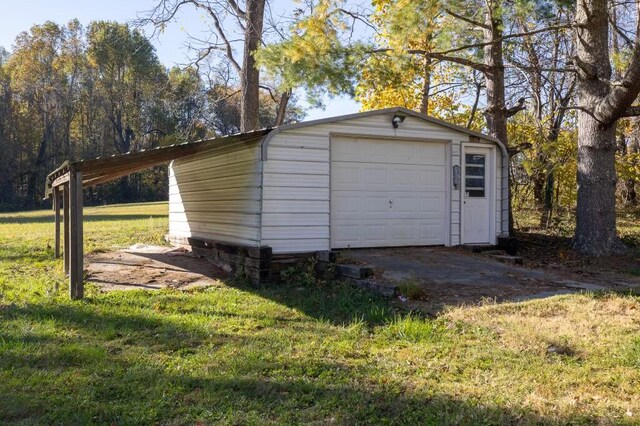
[541, 170, 555, 226]
[482, 8, 512, 233]
[574, 115, 624, 253]
[274, 89, 291, 127]
[25, 121, 53, 208]
[482, 8, 507, 144]
[467, 75, 481, 129]
[623, 117, 640, 205]
[420, 57, 431, 115]
[240, 0, 265, 132]
[573, 0, 627, 255]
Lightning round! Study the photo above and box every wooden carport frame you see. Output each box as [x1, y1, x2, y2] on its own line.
[45, 130, 271, 299]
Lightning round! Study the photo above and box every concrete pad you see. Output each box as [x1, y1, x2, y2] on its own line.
[86, 245, 228, 291]
[339, 247, 612, 310]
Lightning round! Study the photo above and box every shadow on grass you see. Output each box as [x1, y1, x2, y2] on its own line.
[0, 246, 56, 264]
[134, 250, 396, 326]
[0, 325, 592, 425]
[0, 302, 211, 354]
[246, 281, 396, 326]
[0, 214, 167, 224]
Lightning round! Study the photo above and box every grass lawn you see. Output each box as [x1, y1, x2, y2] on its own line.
[1, 202, 639, 424]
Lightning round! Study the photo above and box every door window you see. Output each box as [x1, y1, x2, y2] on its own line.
[465, 153, 485, 197]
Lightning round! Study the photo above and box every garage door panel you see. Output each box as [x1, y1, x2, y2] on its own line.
[419, 194, 447, 216]
[331, 137, 448, 249]
[420, 223, 445, 242]
[334, 164, 444, 192]
[364, 196, 389, 214]
[334, 191, 446, 220]
[332, 219, 445, 248]
[333, 136, 446, 165]
[392, 195, 424, 214]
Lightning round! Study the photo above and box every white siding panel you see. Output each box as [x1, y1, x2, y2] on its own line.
[169, 199, 260, 214]
[169, 174, 261, 193]
[269, 133, 330, 150]
[263, 160, 329, 175]
[169, 142, 262, 246]
[169, 187, 260, 200]
[262, 226, 329, 240]
[170, 148, 259, 176]
[169, 159, 260, 183]
[263, 187, 329, 201]
[265, 174, 328, 188]
[171, 220, 258, 240]
[263, 200, 329, 213]
[262, 213, 329, 227]
[170, 211, 260, 227]
[262, 132, 331, 252]
[268, 146, 329, 162]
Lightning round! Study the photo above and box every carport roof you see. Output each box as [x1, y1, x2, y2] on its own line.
[45, 129, 272, 197]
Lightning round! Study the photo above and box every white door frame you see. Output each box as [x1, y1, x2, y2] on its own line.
[461, 143, 497, 245]
[328, 134, 452, 248]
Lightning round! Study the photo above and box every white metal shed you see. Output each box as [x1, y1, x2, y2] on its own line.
[168, 107, 509, 254]
[46, 106, 510, 294]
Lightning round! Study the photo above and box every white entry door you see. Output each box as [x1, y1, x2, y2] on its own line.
[462, 147, 493, 244]
[331, 136, 447, 249]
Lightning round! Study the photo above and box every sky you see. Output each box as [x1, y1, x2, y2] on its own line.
[0, 0, 360, 120]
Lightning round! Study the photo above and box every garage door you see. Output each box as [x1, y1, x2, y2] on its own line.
[331, 136, 447, 248]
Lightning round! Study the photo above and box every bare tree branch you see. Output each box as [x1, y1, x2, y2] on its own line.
[435, 23, 577, 56]
[226, 0, 246, 18]
[259, 84, 278, 103]
[506, 97, 526, 118]
[443, 8, 489, 30]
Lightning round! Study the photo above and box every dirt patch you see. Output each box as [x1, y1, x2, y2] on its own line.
[517, 232, 640, 285]
[86, 244, 229, 291]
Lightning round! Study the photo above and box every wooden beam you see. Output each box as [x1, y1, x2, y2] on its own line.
[83, 167, 161, 188]
[53, 187, 61, 258]
[63, 184, 70, 275]
[52, 172, 70, 189]
[69, 170, 83, 300]
[81, 156, 174, 179]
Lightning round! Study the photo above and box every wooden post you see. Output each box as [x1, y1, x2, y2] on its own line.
[63, 183, 70, 275]
[69, 169, 84, 300]
[53, 187, 61, 258]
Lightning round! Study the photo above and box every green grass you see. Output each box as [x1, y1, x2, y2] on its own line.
[1, 202, 640, 424]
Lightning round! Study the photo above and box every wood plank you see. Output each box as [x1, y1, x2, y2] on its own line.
[69, 170, 84, 300]
[52, 172, 70, 188]
[53, 188, 60, 259]
[63, 184, 70, 275]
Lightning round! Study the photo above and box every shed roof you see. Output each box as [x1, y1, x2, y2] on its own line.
[45, 129, 271, 197]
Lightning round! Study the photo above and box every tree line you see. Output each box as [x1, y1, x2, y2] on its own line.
[0, 19, 303, 211]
